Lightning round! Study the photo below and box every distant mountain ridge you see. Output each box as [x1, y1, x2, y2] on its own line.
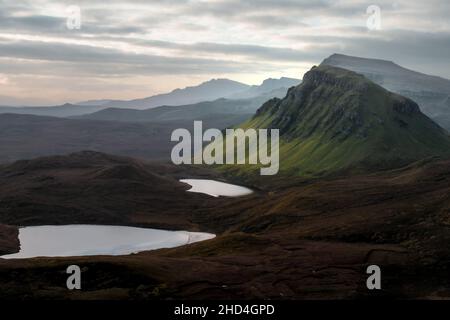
[75, 96, 272, 124]
[228, 77, 300, 99]
[0, 79, 300, 163]
[0, 103, 260, 164]
[0, 103, 105, 117]
[77, 77, 300, 109]
[85, 79, 249, 109]
[321, 53, 450, 131]
[0, 77, 299, 118]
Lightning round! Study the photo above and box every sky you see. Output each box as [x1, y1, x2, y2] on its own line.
[0, 0, 450, 105]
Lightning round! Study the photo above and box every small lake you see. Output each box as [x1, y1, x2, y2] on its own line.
[1, 225, 215, 259]
[180, 179, 253, 197]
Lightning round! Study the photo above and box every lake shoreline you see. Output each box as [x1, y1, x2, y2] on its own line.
[1, 225, 215, 259]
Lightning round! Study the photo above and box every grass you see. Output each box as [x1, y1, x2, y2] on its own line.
[214, 65, 450, 178]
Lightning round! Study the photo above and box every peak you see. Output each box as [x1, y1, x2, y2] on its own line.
[261, 77, 299, 83]
[261, 78, 276, 83]
[280, 77, 298, 81]
[307, 64, 363, 75]
[322, 53, 398, 68]
[170, 78, 246, 94]
[204, 78, 237, 84]
[194, 78, 248, 88]
[259, 77, 301, 88]
[303, 65, 420, 115]
[253, 64, 425, 138]
[239, 63, 450, 177]
[303, 65, 371, 91]
[327, 53, 358, 60]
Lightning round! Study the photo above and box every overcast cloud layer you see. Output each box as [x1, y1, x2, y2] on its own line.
[1, 0, 449, 105]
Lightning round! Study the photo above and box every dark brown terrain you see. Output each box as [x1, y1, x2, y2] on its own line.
[1, 152, 450, 299]
[0, 113, 252, 163]
[0, 151, 225, 229]
[0, 224, 18, 256]
[0, 114, 180, 163]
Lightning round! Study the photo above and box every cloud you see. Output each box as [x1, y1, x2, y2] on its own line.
[0, 74, 9, 84]
[0, 38, 286, 77]
[1, 0, 450, 104]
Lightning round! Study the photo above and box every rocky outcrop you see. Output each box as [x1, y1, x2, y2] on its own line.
[321, 53, 450, 131]
[392, 97, 421, 115]
[302, 65, 370, 91]
[232, 65, 450, 176]
[254, 65, 426, 140]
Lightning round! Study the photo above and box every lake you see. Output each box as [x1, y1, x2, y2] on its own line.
[1, 225, 215, 259]
[180, 179, 253, 197]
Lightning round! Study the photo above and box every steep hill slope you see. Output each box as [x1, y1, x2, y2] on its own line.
[222, 65, 450, 177]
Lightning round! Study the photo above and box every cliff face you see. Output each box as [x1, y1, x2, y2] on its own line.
[255, 65, 424, 139]
[321, 53, 450, 131]
[0, 224, 19, 255]
[225, 65, 450, 177]
[302, 66, 370, 91]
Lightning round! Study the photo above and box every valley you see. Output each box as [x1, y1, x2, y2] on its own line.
[1, 152, 450, 299]
[2, 0, 450, 309]
[1, 55, 450, 301]
[0, 80, 294, 164]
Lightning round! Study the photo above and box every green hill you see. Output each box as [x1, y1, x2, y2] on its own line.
[218, 65, 450, 177]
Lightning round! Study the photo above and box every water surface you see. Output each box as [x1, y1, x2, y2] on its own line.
[180, 179, 253, 197]
[1, 225, 215, 259]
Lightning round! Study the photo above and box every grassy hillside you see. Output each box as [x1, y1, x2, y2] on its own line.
[217, 65, 450, 177]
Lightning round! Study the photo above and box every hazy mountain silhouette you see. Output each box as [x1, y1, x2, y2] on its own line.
[75, 97, 268, 123]
[0, 77, 299, 120]
[228, 77, 300, 99]
[322, 53, 450, 131]
[77, 77, 300, 109]
[0, 103, 106, 117]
